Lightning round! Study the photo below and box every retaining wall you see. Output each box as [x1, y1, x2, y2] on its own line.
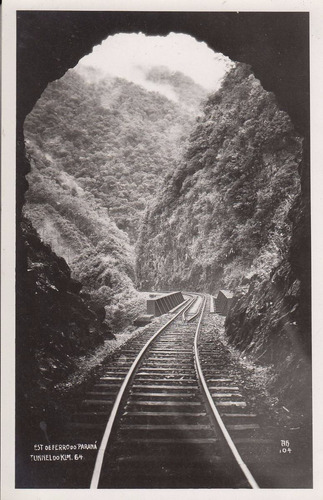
[147, 291, 185, 316]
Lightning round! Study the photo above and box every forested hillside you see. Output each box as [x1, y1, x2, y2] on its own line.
[24, 66, 206, 241]
[144, 65, 208, 110]
[137, 63, 301, 293]
[25, 141, 141, 332]
[136, 63, 309, 411]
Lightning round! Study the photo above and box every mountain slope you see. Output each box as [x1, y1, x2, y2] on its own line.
[24, 140, 141, 333]
[137, 63, 301, 292]
[24, 66, 206, 241]
[143, 65, 208, 110]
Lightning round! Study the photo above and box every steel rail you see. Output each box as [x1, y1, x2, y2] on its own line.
[187, 293, 205, 323]
[90, 294, 198, 489]
[193, 295, 259, 489]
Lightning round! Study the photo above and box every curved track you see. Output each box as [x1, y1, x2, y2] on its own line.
[79, 293, 259, 489]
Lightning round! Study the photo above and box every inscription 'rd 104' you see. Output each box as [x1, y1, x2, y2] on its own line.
[280, 440, 292, 453]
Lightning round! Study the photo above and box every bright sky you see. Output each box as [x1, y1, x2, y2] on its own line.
[78, 32, 233, 94]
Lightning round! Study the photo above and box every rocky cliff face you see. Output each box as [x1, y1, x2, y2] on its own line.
[18, 218, 111, 389]
[225, 260, 311, 413]
[136, 63, 310, 413]
[16, 218, 115, 465]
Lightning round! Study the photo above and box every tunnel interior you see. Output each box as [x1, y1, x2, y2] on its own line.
[15, 11, 311, 488]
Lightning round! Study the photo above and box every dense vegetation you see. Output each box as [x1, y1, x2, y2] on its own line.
[24, 66, 206, 241]
[137, 63, 302, 293]
[24, 140, 141, 333]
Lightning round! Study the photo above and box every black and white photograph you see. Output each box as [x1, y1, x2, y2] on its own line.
[1, 0, 323, 497]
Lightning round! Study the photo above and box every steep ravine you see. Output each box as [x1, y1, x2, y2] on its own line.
[137, 63, 310, 417]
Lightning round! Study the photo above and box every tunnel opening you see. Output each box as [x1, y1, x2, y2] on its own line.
[22, 31, 234, 336]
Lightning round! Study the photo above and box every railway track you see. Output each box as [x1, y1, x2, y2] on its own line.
[62, 293, 260, 488]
